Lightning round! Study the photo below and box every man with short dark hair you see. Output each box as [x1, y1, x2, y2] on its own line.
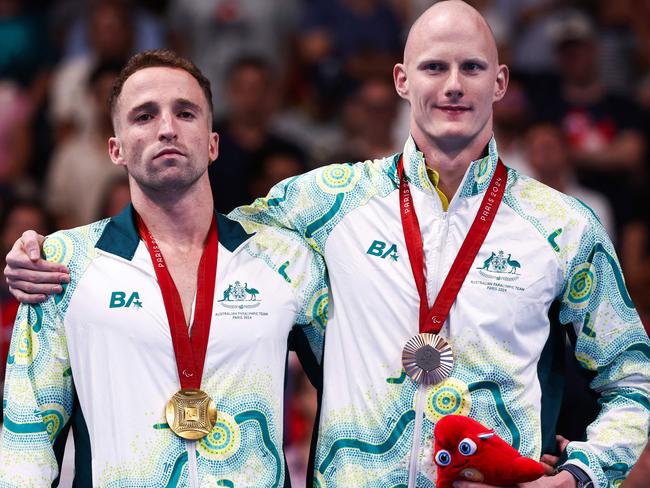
[0, 49, 327, 487]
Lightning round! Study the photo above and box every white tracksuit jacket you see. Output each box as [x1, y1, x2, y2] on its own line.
[0, 209, 328, 487]
[231, 135, 650, 488]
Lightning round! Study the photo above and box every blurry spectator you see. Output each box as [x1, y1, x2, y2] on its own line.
[61, 0, 164, 62]
[1, 0, 55, 185]
[321, 77, 400, 164]
[0, 0, 54, 89]
[524, 122, 615, 239]
[509, 0, 571, 75]
[208, 56, 305, 213]
[536, 10, 646, 238]
[631, 1, 650, 74]
[493, 76, 532, 174]
[98, 174, 131, 219]
[620, 71, 650, 326]
[0, 197, 53, 416]
[620, 187, 650, 328]
[596, 0, 638, 94]
[298, 0, 402, 115]
[639, 73, 650, 110]
[249, 151, 307, 201]
[350, 77, 400, 159]
[0, 82, 33, 191]
[167, 0, 300, 119]
[50, 0, 135, 142]
[45, 61, 125, 229]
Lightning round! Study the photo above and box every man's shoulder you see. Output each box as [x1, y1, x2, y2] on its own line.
[239, 219, 321, 264]
[227, 218, 327, 314]
[44, 219, 111, 267]
[291, 155, 399, 211]
[504, 169, 613, 258]
[506, 168, 600, 227]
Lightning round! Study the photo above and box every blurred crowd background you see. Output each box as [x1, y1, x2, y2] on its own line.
[1, 0, 650, 485]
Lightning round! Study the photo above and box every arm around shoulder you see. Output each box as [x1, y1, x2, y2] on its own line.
[4, 230, 70, 304]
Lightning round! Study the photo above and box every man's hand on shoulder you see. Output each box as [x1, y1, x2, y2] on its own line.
[4, 230, 70, 303]
[452, 470, 578, 488]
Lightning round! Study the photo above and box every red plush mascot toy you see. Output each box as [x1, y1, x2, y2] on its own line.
[433, 415, 545, 487]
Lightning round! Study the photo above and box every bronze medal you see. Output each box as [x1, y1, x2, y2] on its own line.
[402, 333, 454, 385]
[165, 388, 218, 440]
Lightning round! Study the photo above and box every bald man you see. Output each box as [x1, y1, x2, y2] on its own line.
[6, 2, 650, 487]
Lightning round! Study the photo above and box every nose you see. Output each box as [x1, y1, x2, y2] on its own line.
[158, 111, 177, 142]
[444, 67, 464, 99]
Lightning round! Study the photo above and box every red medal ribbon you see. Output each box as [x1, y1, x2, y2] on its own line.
[137, 214, 218, 390]
[398, 154, 507, 334]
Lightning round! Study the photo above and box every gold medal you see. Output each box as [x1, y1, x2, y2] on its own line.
[165, 388, 217, 440]
[402, 333, 454, 385]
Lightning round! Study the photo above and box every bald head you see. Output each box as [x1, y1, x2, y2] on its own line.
[404, 1, 498, 66]
[393, 0, 508, 158]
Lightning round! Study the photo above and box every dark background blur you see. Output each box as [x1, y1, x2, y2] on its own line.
[1, 1, 649, 485]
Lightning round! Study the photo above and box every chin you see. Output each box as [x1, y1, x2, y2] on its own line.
[429, 128, 474, 143]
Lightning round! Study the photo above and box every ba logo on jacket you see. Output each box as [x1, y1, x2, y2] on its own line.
[367, 240, 399, 261]
[109, 291, 143, 308]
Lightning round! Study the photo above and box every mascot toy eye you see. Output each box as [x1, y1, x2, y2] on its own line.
[433, 415, 545, 488]
[458, 438, 477, 456]
[435, 450, 452, 467]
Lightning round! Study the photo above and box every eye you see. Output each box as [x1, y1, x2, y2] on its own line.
[135, 113, 153, 122]
[458, 438, 477, 456]
[435, 449, 451, 466]
[178, 110, 195, 119]
[425, 63, 445, 72]
[462, 62, 484, 73]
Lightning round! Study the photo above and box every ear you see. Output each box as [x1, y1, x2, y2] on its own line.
[208, 131, 219, 163]
[493, 64, 509, 102]
[108, 137, 126, 167]
[393, 63, 409, 100]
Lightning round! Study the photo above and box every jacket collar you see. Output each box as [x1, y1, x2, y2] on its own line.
[398, 134, 501, 201]
[95, 204, 254, 260]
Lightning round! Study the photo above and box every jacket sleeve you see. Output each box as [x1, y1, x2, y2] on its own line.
[229, 162, 368, 256]
[558, 216, 650, 487]
[0, 298, 73, 487]
[291, 243, 329, 389]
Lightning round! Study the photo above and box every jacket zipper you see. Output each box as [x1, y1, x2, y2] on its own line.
[407, 211, 449, 488]
[187, 440, 199, 487]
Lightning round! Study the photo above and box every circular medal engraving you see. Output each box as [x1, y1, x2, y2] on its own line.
[415, 344, 440, 371]
[165, 388, 218, 440]
[402, 333, 454, 385]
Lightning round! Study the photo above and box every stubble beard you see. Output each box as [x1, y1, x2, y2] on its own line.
[128, 158, 206, 202]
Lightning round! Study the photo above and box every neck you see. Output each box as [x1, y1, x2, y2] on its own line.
[131, 176, 214, 250]
[412, 129, 492, 198]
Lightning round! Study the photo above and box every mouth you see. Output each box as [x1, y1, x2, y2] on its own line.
[154, 148, 185, 159]
[436, 105, 471, 115]
[452, 459, 469, 469]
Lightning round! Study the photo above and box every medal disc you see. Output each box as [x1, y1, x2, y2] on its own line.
[165, 388, 217, 440]
[402, 333, 453, 385]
